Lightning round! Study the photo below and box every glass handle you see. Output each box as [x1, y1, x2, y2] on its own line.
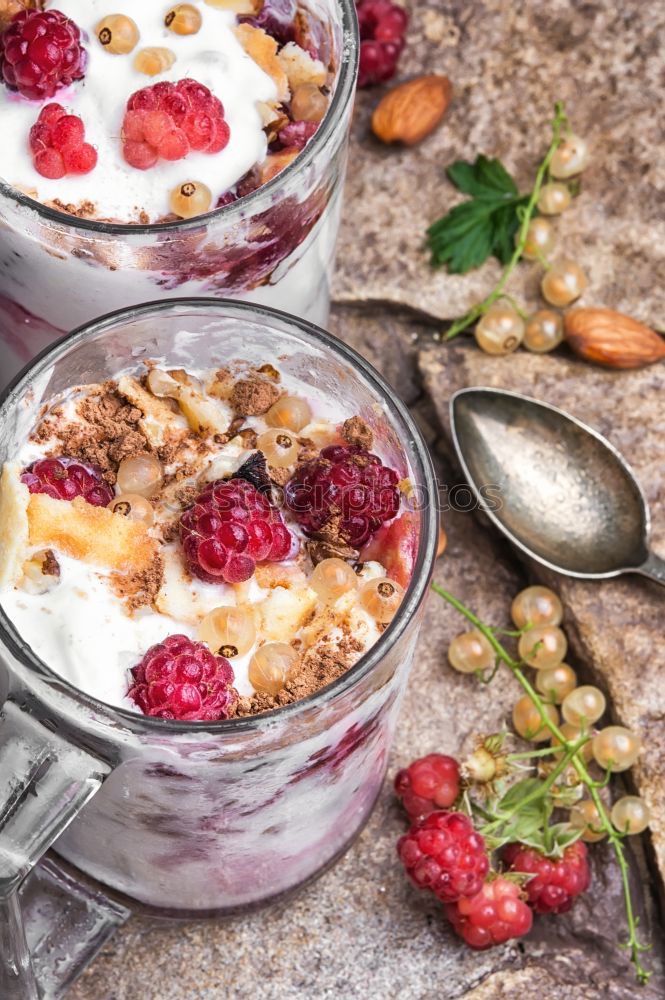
[0, 699, 110, 998]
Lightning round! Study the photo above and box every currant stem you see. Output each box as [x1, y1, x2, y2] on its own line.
[431, 581, 652, 982]
[443, 101, 568, 341]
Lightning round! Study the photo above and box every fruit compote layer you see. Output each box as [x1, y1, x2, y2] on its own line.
[1, 0, 334, 222]
[0, 357, 417, 720]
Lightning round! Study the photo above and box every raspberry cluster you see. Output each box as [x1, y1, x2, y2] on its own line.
[503, 841, 590, 914]
[445, 877, 533, 950]
[21, 456, 113, 507]
[122, 80, 230, 170]
[355, 0, 408, 88]
[0, 8, 86, 100]
[397, 811, 490, 903]
[394, 752, 593, 953]
[285, 444, 400, 548]
[394, 753, 461, 822]
[128, 635, 236, 722]
[29, 103, 97, 179]
[180, 478, 293, 585]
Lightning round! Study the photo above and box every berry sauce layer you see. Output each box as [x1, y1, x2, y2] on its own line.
[0, 357, 417, 721]
[0, 0, 333, 222]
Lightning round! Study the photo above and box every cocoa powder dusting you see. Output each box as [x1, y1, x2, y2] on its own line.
[33, 384, 150, 484]
[111, 554, 164, 613]
[231, 631, 364, 717]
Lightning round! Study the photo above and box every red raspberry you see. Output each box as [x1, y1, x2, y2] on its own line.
[21, 456, 113, 507]
[355, 0, 408, 87]
[445, 877, 533, 950]
[180, 478, 294, 585]
[0, 9, 86, 101]
[397, 811, 490, 903]
[503, 841, 591, 915]
[121, 80, 230, 170]
[394, 754, 461, 822]
[128, 635, 236, 722]
[29, 103, 97, 178]
[285, 445, 399, 548]
[277, 120, 318, 150]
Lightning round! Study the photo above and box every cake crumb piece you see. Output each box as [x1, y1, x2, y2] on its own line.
[341, 416, 373, 450]
[230, 376, 280, 416]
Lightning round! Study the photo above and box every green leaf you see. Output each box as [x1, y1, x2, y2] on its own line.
[497, 777, 545, 815]
[427, 155, 528, 274]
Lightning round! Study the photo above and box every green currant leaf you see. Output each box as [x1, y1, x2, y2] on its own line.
[427, 156, 529, 273]
[497, 777, 545, 815]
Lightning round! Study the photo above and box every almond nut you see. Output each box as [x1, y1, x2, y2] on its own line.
[372, 74, 452, 146]
[564, 307, 665, 369]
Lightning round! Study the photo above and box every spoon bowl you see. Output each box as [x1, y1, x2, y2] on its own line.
[450, 387, 665, 586]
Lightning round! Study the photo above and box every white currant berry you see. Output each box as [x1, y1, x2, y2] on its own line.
[265, 396, 312, 432]
[359, 577, 404, 623]
[474, 304, 524, 356]
[523, 310, 564, 353]
[561, 685, 606, 726]
[536, 663, 577, 704]
[511, 585, 563, 628]
[517, 625, 567, 669]
[447, 630, 494, 674]
[116, 455, 163, 498]
[198, 605, 256, 658]
[570, 799, 607, 842]
[249, 642, 298, 695]
[541, 259, 588, 307]
[256, 429, 299, 468]
[512, 696, 559, 742]
[592, 726, 641, 772]
[550, 135, 590, 178]
[611, 795, 650, 835]
[108, 493, 154, 526]
[550, 721, 594, 762]
[537, 182, 572, 215]
[519, 217, 556, 261]
[310, 558, 358, 603]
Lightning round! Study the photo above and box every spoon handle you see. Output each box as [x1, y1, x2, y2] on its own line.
[637, 551, 665, 588]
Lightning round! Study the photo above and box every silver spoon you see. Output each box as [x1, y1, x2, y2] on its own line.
[449, 387, 665, 587]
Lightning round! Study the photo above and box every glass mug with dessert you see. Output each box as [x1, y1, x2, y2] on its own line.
[0, 0, 358, 382]
[0, 299, 438, 996]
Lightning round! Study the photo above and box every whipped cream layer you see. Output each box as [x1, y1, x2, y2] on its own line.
[0, 362, 392, 714]
[1, 0, 277, 221]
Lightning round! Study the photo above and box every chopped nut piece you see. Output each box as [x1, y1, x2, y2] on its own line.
[306, 539, 359, 566]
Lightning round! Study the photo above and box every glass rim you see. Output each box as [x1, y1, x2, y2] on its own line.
[0, 0, 359, 237]
[0, 297, 439, 737]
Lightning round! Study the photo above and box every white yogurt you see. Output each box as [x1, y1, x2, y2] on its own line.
[0, 0, 277, 221]
[0, 367, 392, 712]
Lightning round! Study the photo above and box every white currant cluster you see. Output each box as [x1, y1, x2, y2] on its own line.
[475, 135, 591, 357]
[447, 585, 649, 840]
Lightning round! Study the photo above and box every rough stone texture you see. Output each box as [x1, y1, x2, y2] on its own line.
[334, 0, 665, 327]
[420, 344, 665, 886]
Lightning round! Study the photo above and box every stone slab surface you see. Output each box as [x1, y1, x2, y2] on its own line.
[420, 343, 665, 887]
[334, 0, 665, 328]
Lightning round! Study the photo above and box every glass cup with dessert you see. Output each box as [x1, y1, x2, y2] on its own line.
[0, 298, 438, 996]
[0, 0, 358, 383]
